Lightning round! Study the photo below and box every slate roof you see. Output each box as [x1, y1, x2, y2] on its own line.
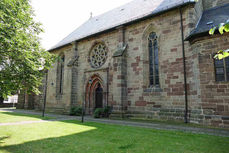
[49, 0, 195, 51]
[186, 3, 229, 41]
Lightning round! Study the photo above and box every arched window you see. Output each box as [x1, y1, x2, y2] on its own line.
[148, 32, 159, 86]
[56, 54, 65, 94]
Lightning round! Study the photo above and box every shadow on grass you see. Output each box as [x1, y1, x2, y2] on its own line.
[0, 120, 229, 153]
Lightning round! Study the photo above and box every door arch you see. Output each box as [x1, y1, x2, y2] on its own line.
[85, 74, 105, 114]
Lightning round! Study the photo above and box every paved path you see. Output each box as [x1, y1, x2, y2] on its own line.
[1, 108, 229, 137]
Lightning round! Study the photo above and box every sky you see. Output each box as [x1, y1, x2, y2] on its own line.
[31, 0, 133, 50]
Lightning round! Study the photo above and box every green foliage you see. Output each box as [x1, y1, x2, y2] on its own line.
[214, 49, 229, 60]
[93, 108, 104, 118]
[103, 106, 112, 117]
[209, 20, 229, 60]
[69, 106, 83, 116]
[93, 106, 112, 118]
[209, 21, 229, 35]
[209, 26, 216, 35]
[0, 0, 56, 98]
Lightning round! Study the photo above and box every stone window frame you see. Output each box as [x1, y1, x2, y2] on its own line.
[56, 53, 65, 95]
[214, 57, 229, 82]
[88, 41, 108, 69]
[142, 24, 162, 92]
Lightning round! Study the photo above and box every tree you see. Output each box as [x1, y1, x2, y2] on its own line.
[209, 20, 229, 60]
[0, 0, 56, 98]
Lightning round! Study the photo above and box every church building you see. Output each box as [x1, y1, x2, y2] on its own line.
[17, 0, 229, 127]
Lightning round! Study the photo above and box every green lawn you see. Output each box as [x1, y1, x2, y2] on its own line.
[0, 110, 52, 123]
[0, 116, 229, 153]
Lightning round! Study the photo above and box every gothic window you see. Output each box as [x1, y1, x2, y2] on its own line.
[215, 57, 229, 82]
[89, 43, 108, 68]
[148, 32, 159, 86]
[57, 54, 65, 94]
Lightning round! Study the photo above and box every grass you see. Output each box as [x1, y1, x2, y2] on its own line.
[0, 114, 229, 153]
[0, 110, 52, 123]
[114, 117, 229, 130]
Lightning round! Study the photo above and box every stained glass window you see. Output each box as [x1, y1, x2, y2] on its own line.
[148, 32, 159, 86]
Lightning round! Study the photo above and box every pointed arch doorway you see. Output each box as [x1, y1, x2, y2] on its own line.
[85, 74, 105, 114]
[95, 83, 103, 108]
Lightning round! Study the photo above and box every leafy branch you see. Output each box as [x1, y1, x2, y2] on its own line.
[209, 19, 229, 60]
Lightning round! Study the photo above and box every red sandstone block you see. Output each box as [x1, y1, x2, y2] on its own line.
[135, 56, 140, 62]
[219, 85, 227, 88]
[176, 58, 183, 62]
[172, 76, 179, 79]
[133, 47, 139, 51]
[131, 63, 138, 67]
[128, 38, 133, 42]
[171, 48, 177, 52]
[162, 29, 171, 34]
[135, 101, 147, 106]
[117, 75, 125, 80]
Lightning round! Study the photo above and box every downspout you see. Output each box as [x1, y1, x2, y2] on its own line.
[42, 70, 48, 117]
[179, 7, 188, 123]
[107, 68, 109, 107]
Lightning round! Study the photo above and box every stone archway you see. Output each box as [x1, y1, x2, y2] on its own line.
[85, 74, 105, 114]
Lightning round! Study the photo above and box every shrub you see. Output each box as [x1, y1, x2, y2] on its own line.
[93, 108, 104, 118]
[103, 106, 112, 117]
[69, 106, 83, 116]
[93, 106, 112, 118]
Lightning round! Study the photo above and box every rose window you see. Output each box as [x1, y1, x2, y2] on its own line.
[89, 43, 108, 68]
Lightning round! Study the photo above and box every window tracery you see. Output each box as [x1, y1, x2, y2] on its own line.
[89, 43, 108, 68]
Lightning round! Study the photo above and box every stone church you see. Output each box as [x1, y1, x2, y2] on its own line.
[18, 0, 229, 127]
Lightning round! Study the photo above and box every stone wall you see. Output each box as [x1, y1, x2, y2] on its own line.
[190, 33, 229, 128]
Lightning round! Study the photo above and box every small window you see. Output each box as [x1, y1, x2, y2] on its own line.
[214, 57, 229, 82]
[56, 54, 65, 95]
[59, 55, 65, 93]
[148, 32, 159, 86]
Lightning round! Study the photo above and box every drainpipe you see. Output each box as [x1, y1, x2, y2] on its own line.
[42, 70, 48, 117]
[179, 7, 188, 123]
[107, 68, 109, 107]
